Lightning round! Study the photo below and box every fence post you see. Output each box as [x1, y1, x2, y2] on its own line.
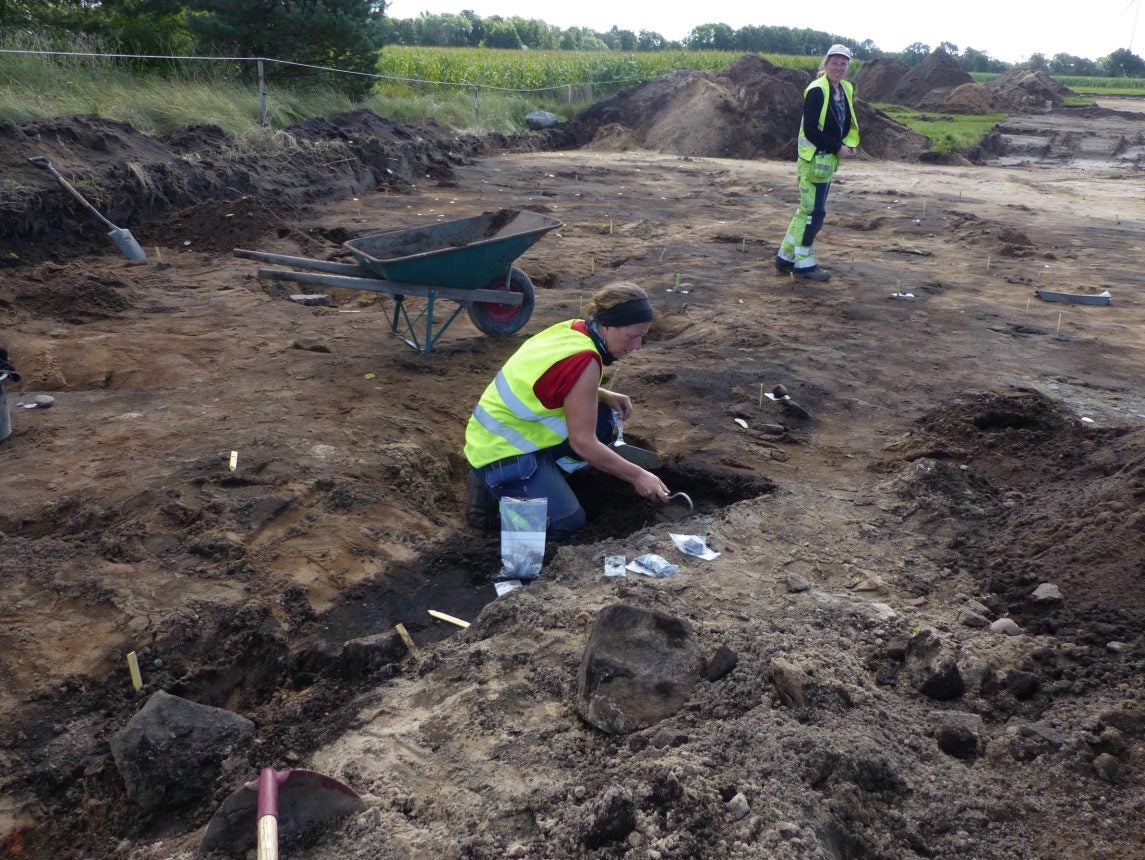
[474, 85, 480, 120]
[567, 83, 572, 104]
[258, 59, 267, 127]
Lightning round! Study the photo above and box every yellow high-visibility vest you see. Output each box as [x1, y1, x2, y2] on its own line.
[797, 76, 860, 162]
[464, 320, 601, 468]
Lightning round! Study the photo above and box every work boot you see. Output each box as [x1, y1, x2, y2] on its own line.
[775, 257, 795, 273]
[465, 470, 498, 531]
[794, 266, 831, 282]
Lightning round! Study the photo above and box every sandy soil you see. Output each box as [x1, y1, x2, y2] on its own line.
[2, 86, 1144, 859]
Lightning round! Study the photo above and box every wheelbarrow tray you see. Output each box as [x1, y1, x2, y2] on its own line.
[344, 209, 562, 291]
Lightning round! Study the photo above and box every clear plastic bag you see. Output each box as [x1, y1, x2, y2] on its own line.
[499, 496, 547, 581]
[629, 553, 679, 578]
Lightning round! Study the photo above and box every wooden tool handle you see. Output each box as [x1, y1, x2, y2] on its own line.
[256, 814, 278, 860]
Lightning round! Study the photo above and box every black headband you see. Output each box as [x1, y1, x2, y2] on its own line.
[594, 297, 654, 327]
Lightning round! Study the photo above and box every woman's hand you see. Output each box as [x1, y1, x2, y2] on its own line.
[841, 145, 858, 158]
[633, 468, 670, 504]
[598, 387, 633, 420]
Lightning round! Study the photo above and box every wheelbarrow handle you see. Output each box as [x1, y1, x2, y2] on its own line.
[27, 156, 117, 232]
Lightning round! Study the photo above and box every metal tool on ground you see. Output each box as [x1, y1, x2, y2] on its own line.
[611, 410, 663, 469]
[658, 491, 694, 523]
[766, 384, 811, 420]
[27, 156, 146, 261]
[199, 766, 365, 857]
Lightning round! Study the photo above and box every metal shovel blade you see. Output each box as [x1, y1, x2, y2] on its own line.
[27, 155, 146, 261]
[106, 226, 147, 261]
[199, 768, 365, 856]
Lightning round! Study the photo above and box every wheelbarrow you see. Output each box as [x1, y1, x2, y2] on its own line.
[235, 209, 562, 353]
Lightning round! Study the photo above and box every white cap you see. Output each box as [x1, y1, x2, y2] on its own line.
[826, 44, 853, 60]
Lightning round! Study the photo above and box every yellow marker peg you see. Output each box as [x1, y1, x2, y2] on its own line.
[395, 623, 423, 662]
[428, 609, 470, 628]
[127, 651, 143, 693]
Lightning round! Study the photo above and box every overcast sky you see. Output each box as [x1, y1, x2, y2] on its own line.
[383, 0, 1143, 63]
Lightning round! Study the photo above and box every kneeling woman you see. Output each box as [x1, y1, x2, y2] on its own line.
[464, 282, 670, 540]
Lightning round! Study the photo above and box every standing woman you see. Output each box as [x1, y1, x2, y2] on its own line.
[776, 44, 860, 282]
[464, 282, 670, 540]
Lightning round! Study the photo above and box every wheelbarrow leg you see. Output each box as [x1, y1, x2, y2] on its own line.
[423, 292, 435, 354]
[391, 295, 405, 338]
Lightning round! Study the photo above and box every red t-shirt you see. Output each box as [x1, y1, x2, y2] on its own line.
[533, 320, 601, 409]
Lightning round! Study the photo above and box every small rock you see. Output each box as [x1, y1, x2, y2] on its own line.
[937, 724, 979, 759]
[505, 843, 528, 858]
[848, 573, 889, 594]
[291, 337, 332, 352]
[1106, 641, 1130, 654]
[770, 657, 809, 709]
[959, 607, 990, 628]
[963, 598, 992, 616]
[289, 294, 331, 307]
[990, 618, 1022, 636]
[1006, 670, 1040, 699]
[776, 821, 801, 838]
[1092, 752, 1122, 782]
[33, 394, 55, 408]
[1020, 722, 1065, 747]
[1032, 583, 1062, 602]
[784, 571, 810, 592]
[704, 645, 738, 681]
[725, 792, 750, 820]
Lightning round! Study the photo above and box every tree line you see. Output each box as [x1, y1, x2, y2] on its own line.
[2, 1, 1143, 84]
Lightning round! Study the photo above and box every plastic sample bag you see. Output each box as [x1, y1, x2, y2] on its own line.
[499, 496, 547, 581]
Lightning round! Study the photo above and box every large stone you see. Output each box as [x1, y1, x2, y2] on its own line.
[575, 604, 705, 734]
[524, 110, 560, 130]
[110, 690, 255, 811]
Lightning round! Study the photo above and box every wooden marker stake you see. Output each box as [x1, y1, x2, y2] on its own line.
[127, 651, 143, 693]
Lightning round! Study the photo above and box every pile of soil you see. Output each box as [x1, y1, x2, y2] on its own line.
[0, 110, 484, 266]
[2, 67, 1145, 860]
[855, 50, 1079, 115]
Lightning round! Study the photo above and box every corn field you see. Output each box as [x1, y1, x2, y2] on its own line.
[375, 47, 818, 94]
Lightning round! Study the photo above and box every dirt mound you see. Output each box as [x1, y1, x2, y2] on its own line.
[987, 69, 1077, 112]
[883, 387, 1145, 654]
[562, 54, 931, 161]
[856, 56, 1080, 117]
[856, 50, 972, 107]
[924, 81, 1002, 113]
[0, 111, 483, 267]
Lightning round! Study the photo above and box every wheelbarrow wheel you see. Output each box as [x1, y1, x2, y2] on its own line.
[468, 267, 535, 336]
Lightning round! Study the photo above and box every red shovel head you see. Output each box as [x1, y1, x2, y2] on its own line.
[199, 767, 365, 856]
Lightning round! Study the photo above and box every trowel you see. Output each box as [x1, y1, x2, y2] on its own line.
[611, 410, 662, 469]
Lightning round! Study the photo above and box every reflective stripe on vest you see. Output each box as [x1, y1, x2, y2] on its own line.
[797, 76, 860, 162]
[464, 321, 601, 468]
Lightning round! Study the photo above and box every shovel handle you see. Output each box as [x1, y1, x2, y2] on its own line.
[256, 767, 282, 860]
[27, 156, 117, 231]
